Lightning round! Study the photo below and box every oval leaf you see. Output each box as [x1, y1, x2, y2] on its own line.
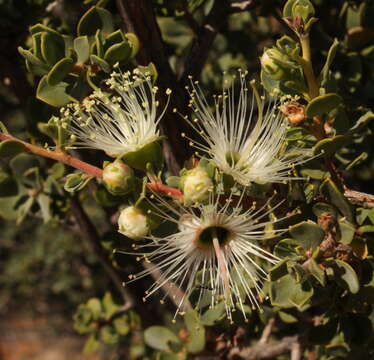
[46, 57, 74, 86]
[144, 326, 180, 351]
[0, 140, 27, 158]
[289, 221, 325, 251]
[306, 93, 342, 118]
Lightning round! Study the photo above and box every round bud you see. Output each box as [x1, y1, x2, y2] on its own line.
[182, 168, 213, 204]
[103, 160, 135, 195]
[261, 49, 289, 80]
[118, 206, 149, 240]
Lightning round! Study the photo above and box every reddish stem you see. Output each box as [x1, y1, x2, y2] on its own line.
[147, 183, 183, 199]
[0, 132, 183, 199]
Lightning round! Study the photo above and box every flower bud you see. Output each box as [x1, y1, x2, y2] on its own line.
[292, 0, 315, 24]
[261, 49, 289, 80]
[181, 168, 213, 204]
[118, 206, 149, 240]
[103, 160, 135, 195]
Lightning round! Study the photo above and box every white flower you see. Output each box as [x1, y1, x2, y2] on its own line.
[118, 206, 149, 240]
[123, 193, 284, 322]
[184, 71, 310, 186]
[61, 70, 170, 157]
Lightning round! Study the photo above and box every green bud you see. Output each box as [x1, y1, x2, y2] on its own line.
[181, 167, 213, 205]
[118, 206, 149, 240]
[292, 0, 315, 23]
[261, 48, 290, 80]
[103, 160, 135, 195]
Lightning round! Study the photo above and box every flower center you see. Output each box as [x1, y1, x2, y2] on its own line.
[225, 151, 241, 167]
[197, 225, 232, 248]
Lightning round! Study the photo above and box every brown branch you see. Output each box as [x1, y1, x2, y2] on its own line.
[228, 335, 299, 360]
[344, 188, 374, 209]
[0, 132, 103, 178]
[0, 132, 184, 199]
[179, 0, 230, 81]
[259, 317, 276, 345]
[142, 261, 192, 312]
[70, 196, 134, 309]
[116, 0, 190, 174]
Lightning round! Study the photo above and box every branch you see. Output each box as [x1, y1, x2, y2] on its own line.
[344, 188, 374, 209]
[142, 261, 192, 312]
[179, 0, 230, 81]
[0, 132, 184, 200]
[0, 133, 103, 178]
[116, 0, 190, 173]
[70, 196, 134, 309]
[228, 335, 299, 360]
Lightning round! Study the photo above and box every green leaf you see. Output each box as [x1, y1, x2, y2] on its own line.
[30, 23, 59, 35]
[260, 69, 281, 97]
[64, 173, 93, 192]
[0, 140, 26, 158]
[184, 310, 205, 354]
[320, 39, 339, 82]
[307, 258, 326, 286]
[18, 46, 44, 65]
[41, 32, 65, 66]
[90, 54, 111, 73]
[102, 292, 119, 320]
[320, 178, 354, 223]
[200, 302, 225, 326]
[289, 221, 325, 251]
[122, 141, 163, 171]
[328, 259, 359, 294]
[77, 6, 114, 36]
[74, 36, 90, 64]
[36, 193, 51, 223]
[0, 172, 18, 197]
[113, 316, 130, 335]
[125, 33, 140, 57]
[312, 202, 338, 218]
[100, 325, 119, 344]
[347, 111, 374, 135]
[313, 135, 350, 157]
[104, 41, 132, 65]
[306, 93, 342, 118]
[268, 259, 289, 281]
[144, 326, 180, 351]
[37, 76, 75, 107]
[46, 57, 74, 86]
[104, 30, 125, 50]
[83, 334, 100, 354]
[338, 220, 355, 244]
[86, 298, 102, 320]
[270, 274, 313, 309]
[274, 238, 299, 258]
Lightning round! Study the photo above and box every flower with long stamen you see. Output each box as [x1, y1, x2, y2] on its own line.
[60, 69, 170, 158]
[183, 71, 311, 186]
[121, 192, 284, 322]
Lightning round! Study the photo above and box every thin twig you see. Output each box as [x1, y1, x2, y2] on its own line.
[291, 340, 303, 360]
[70, 196, 134, 309]
[259, 317, 276, 345]
[142, 261, 192, 312]
[228, 335, 299, 360]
